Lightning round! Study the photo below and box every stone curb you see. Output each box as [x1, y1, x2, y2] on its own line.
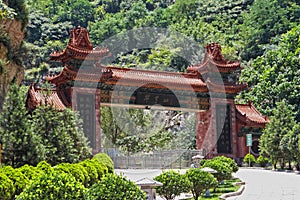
[219, 183, 245, 200]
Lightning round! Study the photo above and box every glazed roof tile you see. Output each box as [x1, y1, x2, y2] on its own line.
[236, 101, 269, 126]
[27, 85, 66, 110]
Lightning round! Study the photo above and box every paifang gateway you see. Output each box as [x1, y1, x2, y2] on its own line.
[26, 27, 269, 160]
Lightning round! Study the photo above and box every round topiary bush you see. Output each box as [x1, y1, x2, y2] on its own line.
[0, 173, 14, 200]
[212, 156, 239, 172]
[16, 171, 86, 200]
[85, 173, 145, 200]
[256, 155, 269, 167]
[202, 159, 232, 182]
[154, 170, 190, 200]
[185, 168, 218, 200]
[36, 160, 53, 174]
[93, 153, 114, 173]
[243, 153, 256, 167]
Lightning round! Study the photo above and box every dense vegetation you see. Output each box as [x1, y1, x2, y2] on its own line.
[0, 0, 299, 162]
[0, 83, 91, 167]
[0, 154, 136, 200]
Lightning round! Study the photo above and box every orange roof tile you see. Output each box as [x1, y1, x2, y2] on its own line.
[236, 101, 269, 127]
[27, 85, 67, 111]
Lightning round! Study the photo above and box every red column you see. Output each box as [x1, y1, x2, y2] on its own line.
[94, 89, 101, 154]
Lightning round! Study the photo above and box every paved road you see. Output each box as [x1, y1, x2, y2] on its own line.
[227, 168, 300, 200]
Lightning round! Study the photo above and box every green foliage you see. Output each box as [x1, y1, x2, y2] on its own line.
[85, 173, 146, 200]
[243, 154, 256, 167]
[0, 84, 46, 167]
[16, 164, 41, 181]
[7, 0, 29, 28]
[259, 101, 296, 169]
[53, 163, 87, 185]
[0, 172, 14, 200]
[16, 171, 86, 200]
[78, 159, 100, 187]
[239, 25, 300, 121]
[93, 153, 114, 173]
[30, 105, 91, 165]
[202, 159, 232, 182]
[212, 156, 239, 173]
[185, 168, 218, 200]
[154, 170, 190, 200]
[36, 160, 53, 174]
[240, 0, 300, 60]
[256, 155, 269, 167]
[287, 123, 300, 170]
[0, 0, 16, 19]
[0, 166, 29, 197]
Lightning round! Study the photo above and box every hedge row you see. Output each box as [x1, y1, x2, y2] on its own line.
[0, 153, 146, 200]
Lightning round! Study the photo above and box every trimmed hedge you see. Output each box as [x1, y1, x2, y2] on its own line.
[154, 170, 190, 200]
[16, 171, 86, 200]
[85, 173, 146, 200]
[0, 166, 29, 198]
[0, 173, 14, 200]
[93, 153, 114, 173]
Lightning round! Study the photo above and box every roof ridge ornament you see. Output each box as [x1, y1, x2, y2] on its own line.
[69, 26, 93, 50]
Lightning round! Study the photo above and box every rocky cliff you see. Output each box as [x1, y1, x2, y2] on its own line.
[0, 19, 25, 110]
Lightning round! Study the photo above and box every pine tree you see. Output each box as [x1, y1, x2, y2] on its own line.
[259, 101, 296, 169]
[0, 84, 45, 167]
[30, 106, 91, 165]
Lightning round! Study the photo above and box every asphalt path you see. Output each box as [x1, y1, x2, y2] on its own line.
[227, 168, 300, 200]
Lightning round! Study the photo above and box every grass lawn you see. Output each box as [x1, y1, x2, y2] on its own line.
[196, 178, 242, 200]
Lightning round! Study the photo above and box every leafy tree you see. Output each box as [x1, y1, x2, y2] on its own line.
[0, 84, 45, 167]
[287, 123, 300, 170]
[259, 101, 296, 169]
[240, 0, 300, 60]
[239, 24, 300, 121]
[85, 173, 146, 200]
[185, 168, 218, 200]
[154, 170, 190, 200]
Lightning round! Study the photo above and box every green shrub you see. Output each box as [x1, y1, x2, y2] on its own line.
[79, 159, 99, 187]
[16, 164, 41, 181]
[0, 166, 29, 197]
[0, 173, 14, 200]
[256, 155, 269, 167]
[54, 163, 87, 185]
[154, 170, 190, 200]
[36, 160, 53, 174]
[243, 154, 256, 167]
[16, 171, 86, 200]
[202, 159, 232, 182]
[85, 173, 146, 200]
[93, 153, 114, 173]
[89, 159, 108, 180]
[185, 168, 218, 200]
[212, 156, 239, 172]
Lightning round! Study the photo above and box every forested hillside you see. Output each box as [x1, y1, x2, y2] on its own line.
[0, 0, 299, 151]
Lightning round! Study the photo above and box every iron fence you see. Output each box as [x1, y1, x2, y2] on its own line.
[101, 148, 206, 169]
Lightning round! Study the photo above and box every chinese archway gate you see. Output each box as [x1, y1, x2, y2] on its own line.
[27, 27, 269, 159]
